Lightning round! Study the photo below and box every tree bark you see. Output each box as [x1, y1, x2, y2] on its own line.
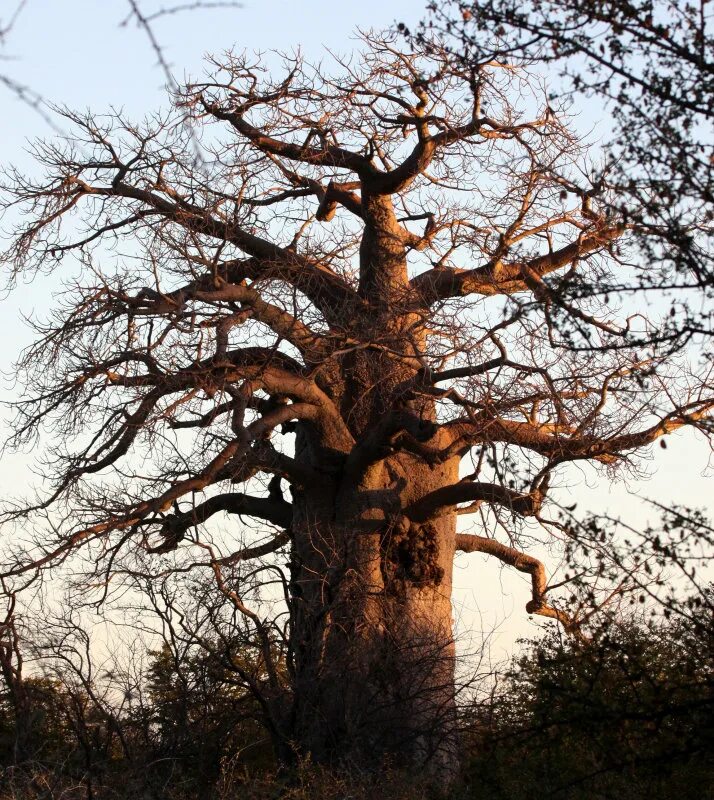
[288, 423, 459, 774]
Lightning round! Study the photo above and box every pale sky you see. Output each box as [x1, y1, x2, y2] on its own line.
[0, 0, 711, 664]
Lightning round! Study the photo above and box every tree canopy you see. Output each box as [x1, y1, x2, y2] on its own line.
[0, 26, 712, 771]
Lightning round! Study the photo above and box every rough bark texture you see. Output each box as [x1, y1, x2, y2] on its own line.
[290, 431, 459, 771]
[286, 189, 461, 767]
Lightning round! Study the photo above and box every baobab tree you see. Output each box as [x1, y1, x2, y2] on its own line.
[1, 32, 712, 773]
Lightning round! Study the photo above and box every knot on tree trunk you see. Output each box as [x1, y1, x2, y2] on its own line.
[380, 518, 444, 596]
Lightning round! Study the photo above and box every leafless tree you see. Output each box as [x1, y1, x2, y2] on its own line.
[417, 0, 714, 331]
[1, 30, 712, 774]
[0, 591, 34, 764]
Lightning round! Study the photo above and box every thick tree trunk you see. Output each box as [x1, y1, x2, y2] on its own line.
[288, 429, 459, 774]
[282, 190, 461, 773]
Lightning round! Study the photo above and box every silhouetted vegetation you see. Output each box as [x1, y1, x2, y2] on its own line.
[463, 608, 714, 799]
[2, 604, 713, 799]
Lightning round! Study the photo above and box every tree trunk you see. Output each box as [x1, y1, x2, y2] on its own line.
[288, 425, 459, 775]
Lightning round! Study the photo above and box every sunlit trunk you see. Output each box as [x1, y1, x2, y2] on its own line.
[288, 431, 459, 775]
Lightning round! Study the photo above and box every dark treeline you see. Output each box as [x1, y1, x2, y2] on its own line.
[0, 634, 275, 799]
[1, 607, 713, 800]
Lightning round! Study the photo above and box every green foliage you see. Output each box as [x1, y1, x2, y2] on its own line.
[0, 642, 278, 799]
[0, 676, 78, 766]
[462, 615, 714, 799]
[140, 642, 276, 793]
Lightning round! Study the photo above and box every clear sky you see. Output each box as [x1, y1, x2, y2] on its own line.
[1, 0, 711, 665]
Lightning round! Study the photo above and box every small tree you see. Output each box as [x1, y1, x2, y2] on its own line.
[462, 610, 714, 799]
[1, 31, 712, 773]
[144, 641, 275, 790]
[0, 597, 34, 765]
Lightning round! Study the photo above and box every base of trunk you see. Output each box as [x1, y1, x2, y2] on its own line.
[287, 449, 460, 777]
[292, 590, 458, 772]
